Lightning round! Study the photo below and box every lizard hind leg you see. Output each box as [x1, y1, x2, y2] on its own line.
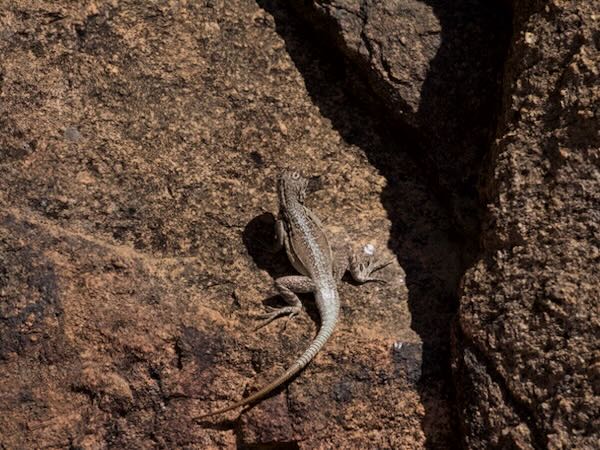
[255, 275, 315, 330]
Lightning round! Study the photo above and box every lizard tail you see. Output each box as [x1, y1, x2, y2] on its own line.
[197, 310, 338, 419]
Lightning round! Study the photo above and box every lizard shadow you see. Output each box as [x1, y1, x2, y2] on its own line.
[255, 1, 509, 448]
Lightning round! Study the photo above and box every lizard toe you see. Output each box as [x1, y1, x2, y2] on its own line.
[255, 305, 302, 330]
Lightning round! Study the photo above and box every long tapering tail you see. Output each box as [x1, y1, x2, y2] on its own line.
[197, 315, 337, 419]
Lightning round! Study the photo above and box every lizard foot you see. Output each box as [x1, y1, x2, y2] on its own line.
[254, 305, 302, 330]
[350, 254, 394, 283]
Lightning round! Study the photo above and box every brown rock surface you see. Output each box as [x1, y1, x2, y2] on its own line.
[0, 1, 461, 448]
[4, 0, 594, 448]
[455, 0, 600, 449]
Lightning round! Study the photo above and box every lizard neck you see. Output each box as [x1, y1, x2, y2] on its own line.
[282, 197, 303, 218]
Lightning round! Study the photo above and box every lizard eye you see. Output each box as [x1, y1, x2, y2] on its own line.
[291, 171, 300, 180]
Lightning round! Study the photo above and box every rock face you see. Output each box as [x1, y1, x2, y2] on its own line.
[1, 0, 597, 449]
[455, 0, 600, 448]
[0, 1, 459, 448]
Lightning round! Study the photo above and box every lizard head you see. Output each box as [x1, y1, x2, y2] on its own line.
[278, 170, 309, 204]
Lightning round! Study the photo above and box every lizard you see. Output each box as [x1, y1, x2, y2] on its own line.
[198, 170, 391, 419]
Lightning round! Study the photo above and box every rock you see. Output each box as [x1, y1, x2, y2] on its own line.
[455, 0, 600, 448]
[5, 0, 592, 447]
[0, 1, 454, 448]
[289, 0, 439, 120]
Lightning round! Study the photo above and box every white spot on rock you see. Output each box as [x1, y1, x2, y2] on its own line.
[363, 243, 376, 256]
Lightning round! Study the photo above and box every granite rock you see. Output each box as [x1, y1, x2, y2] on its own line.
[456, 0, 600, 448]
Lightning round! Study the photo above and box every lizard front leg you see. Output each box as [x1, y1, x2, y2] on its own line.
[256, 275, 315, 329]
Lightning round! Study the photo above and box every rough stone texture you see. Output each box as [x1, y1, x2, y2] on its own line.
[5, 0, 594, 448]
[289, 0, 438, 121]
[285, 0, 510, 235]
[0, 1, 462, 448]
[456, 0, 600, 449]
